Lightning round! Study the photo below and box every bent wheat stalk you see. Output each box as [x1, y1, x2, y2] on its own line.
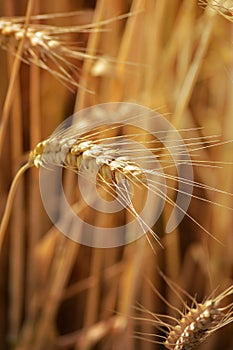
[0, 163, 31, 250]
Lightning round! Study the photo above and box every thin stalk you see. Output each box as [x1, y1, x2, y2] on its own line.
[0, 0, 35, 156]
[0, 162, 31, 253]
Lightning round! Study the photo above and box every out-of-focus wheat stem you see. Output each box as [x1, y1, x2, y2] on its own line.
[112, 0, 145, 101]
[16, 237, 79, 350]
[8, 34, 25, 350]
[26, 1, 42, 317]
[172, 2, 218, 127]
[4, 0, 25, 343]
[0, 0, 34, 156]
[117, 238, 147, 350]
[209, 57, 233, 284]
[56, 315, 126, 349]
[75, 0, 106, 109]
[83, 248, 103, 328]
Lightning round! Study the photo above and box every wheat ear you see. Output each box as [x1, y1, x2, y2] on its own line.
[165, 285, 233, 349]
[0, 12, 135, 90]
[198, 0, 233, 21]
[135, 272, 233, 349]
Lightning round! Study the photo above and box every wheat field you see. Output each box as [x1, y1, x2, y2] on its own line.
[0, 1, 233, 349]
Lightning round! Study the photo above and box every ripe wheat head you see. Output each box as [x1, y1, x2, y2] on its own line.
[0, 11, 133, 89]
[0, 103, 232, 251]
[135, 272, 233, 349]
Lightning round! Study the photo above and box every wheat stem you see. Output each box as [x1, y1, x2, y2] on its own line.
[0, 162, 31, 253]
[0, 0, 34, 157]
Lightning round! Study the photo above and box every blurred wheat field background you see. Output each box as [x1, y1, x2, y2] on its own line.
[0, 0, 233, 349]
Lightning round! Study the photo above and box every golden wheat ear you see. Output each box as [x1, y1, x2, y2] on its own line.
[0, 162, 32, 252]
[0, 12, 137, 91]
[134, 271, 233, 349]
[198, 0, 233, 21]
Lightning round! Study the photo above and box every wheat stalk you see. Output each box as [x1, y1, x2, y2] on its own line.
[0, 163, 31, 251]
